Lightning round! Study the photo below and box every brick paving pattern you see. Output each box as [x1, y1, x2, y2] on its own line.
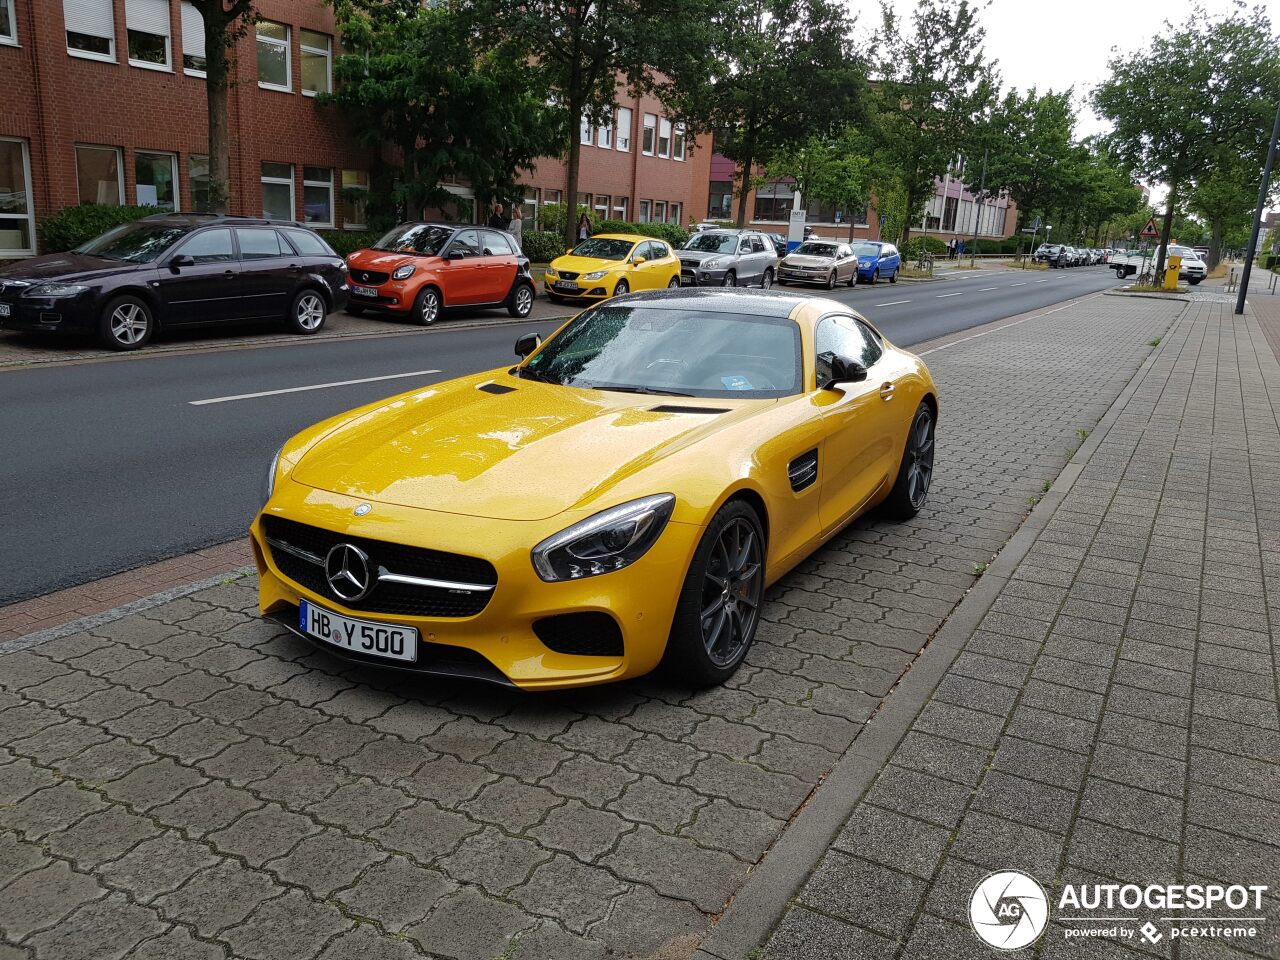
[0, 295, 1179, 959]
[762, 298, 1280, 959]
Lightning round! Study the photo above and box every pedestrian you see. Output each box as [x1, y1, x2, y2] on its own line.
[946, 238, 954, 259]
[508, 205, 523, 252]
[487, 203, 509, 230]
[957, 239, 965, 257]
[577, 212, 592, 242]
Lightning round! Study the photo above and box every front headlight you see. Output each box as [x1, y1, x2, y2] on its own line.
[544, 266, 557, 278]
[24, 283, 90, 298]
[580, 270, 609, 281]
[532, 494, 676, 581]
[392, 265, 416, 280]
[263, 445, 283, 506]
[702, 258, 723, 269]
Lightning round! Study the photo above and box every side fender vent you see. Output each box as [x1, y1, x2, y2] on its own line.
[788, 449, 818, 492]
[649, 404, 731, 415]
[478, 382, 516, 395]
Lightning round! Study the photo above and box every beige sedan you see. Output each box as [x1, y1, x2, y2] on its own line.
[776, 240, 858, 289]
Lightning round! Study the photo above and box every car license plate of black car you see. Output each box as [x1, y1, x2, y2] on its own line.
[0, 303, 9, 317]
[351, 285, 378, 298]
[299, 599, 418, 662]
[553, 280, 579, 292]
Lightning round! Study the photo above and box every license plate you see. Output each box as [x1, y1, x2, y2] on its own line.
[351, 285, 378, 298]
[553, 280, 579, 292]
[0, 303, 9, 317]
[299, 599, 418, 662]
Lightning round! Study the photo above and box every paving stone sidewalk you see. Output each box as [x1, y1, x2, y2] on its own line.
[0, 294, 1179, 960]
[758, 297, 1280, 959]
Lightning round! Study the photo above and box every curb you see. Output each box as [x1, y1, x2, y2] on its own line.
[694, 297, 1188, 960]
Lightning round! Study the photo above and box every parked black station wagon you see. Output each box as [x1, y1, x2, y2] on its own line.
[0, 214, 349, 350]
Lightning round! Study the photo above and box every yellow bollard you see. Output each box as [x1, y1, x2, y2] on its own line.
[1164, 254, 1182, 290]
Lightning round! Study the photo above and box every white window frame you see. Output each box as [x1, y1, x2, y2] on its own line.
[592, 194, 610, 219]
[261, 162, 295, 221]
[673, 123, 686, 161]
[612, 197, 627, 220]
[125, 0, 172, 71]
[580, 115, 592, 146]
[341, 169, 369, 230]
[597, 113, 612, 149]
[1, 0, 18, 46]
[542, 189, 562, 208]
[669, 201, 682, 225]
[638, 199, 651, 223]
[642, 114, 656, 156]
[74, 144, 124, 206]
[181, 1, 206, 76]
[64, 0, 117, 62]
[256, 20, 291, 93]
[0, 137, 36, 257]
[135, 150, 180, 210]
[302, 166, 334, 228]
[615, 107, 632, 152]
[299, 28, 331, 97]
[658, 118, 672, 159]
[654, 200, 667, 222]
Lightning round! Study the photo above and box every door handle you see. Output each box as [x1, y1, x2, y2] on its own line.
[879, 381, 895, 400]
[223, 269, 236, 278]
[288, 263, 301, 273]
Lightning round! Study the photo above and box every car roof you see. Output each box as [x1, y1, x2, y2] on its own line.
[140, 213, 308, 228]
[589, 233, 662, 243]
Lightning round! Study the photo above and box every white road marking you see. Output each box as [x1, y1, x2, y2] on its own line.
[1035, 278, 1049, 283]
[874, 300, 911, 306]
[978, 286, 998, 291]
[190, 369, 443, 406]
[1009, 282, 1028, 287]
[918, 291, 1105, 357]
[936, 292, 963, 298]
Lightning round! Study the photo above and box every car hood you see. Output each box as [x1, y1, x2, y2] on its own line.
[783, 254, 834, 267]
[550, 255, 623, 274]
[348, 250, 442, 272]
[291, 372, 771, 521]
[676, 249, 731, 264]
[0, 252, 143, 283]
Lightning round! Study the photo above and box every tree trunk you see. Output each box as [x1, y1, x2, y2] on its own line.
[205, 12, 231, 214]
[564, 130, 582, 250]
[899, 188, 915, 247]
[734, 138, 755, 229]
[1209, 218, 1223, 269]
[1153, 180, 1178, 283]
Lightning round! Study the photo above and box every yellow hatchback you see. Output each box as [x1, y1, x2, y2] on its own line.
[544, 233, 680, 302]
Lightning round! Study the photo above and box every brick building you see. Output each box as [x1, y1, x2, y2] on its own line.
[0, 0, 711, 258]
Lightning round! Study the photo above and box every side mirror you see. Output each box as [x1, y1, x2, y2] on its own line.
[514, 332, 542, 358]
[631, 256, 646, 266]
[169, 254, 195, 270]
[819, 353, 868, 390]
[565, 248, 574, 256]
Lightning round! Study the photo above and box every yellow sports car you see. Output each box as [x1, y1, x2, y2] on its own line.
[544, 233, 680, 303]
[250, 289, 938, 690]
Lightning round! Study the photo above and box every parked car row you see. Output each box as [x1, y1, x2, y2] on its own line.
[1032, 244, 1113, 268]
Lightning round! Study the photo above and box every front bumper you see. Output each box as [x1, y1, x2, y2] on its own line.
[777, 267, 830, 285]
[679, 264, 729, 286]
[0, 293, 97, 333]
[543, 278, 612, 300]
[251, 482, 703, 690]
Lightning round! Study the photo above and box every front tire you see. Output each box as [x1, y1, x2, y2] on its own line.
[613, 279, 630, 297]
[825, 270, 837, 290]
[288, 289, 327, 335]
[99, 295, 154, 351]
[507, 282, 534, 318]
[662, 500, 765, 686]
[882, 402, 936, 520]
[412, 286, 441, 326]
[721, 271, 736, 288]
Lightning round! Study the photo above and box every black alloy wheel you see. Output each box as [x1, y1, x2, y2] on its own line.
[883, 402, 936, 519]
[507, 283, 534, 318]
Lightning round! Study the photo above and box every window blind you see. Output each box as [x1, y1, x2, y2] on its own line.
[63, 0, 115, 39]
[181, 2, 204, 57]
[125, 0, 168, 35]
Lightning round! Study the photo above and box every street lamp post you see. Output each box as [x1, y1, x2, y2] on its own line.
[1236, 100, 1280, 316]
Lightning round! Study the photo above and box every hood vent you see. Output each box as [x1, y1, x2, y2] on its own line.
[478, 383, 516, 395]
[649, 404, 730, 415]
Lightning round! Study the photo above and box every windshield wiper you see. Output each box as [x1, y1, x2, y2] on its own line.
[590, 384, 695, 397]
[517, 367, 560, 385]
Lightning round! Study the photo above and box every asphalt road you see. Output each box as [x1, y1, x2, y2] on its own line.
[1, 265, 1119, 605]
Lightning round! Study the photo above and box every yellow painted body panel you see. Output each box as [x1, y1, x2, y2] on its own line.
[252, 297, 937, 689]
[545, 233, 680, 299]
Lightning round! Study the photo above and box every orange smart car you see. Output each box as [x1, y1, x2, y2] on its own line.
[345, 222, 536, 325]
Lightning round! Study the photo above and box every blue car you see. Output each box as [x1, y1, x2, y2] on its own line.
[853, 241, 901, 284]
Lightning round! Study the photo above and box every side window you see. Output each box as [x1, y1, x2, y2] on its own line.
[282, 228, 330, 256]
[236, 228, 284, 259]
[638, 241, 658, 261]
[884, 245, 898, 258]
[483, 230, 515, 256]
[737, 237, 751, 254]
[814, 314, 881, 384]
[754, 236, 768, 253]
[176, 228, 234, 263]
[855, 319, 884, 366]
[652, 241, 669, 260]
[449, 229, 482, 257]
[838, 245, 852, 258]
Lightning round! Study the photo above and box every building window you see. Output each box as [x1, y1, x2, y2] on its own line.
[638, 199, 651, 223]
[753, 181, 795, 222]
[654, 200, 666, 223]
[542, 189, 562, 209]
[300, 29, 331, 96]
[669, 201, 682, 225]
[708, 181, 732, 220]
[521, 187, 539, 231]
[261, 162, 294, 220]
[658, 118, 672, 158]
[613, 197, 627, 221]
[303, 166, 333, 227]
[580, 116, 592, 145]
[126, 0, 170, 69]
[941, 195, 958, 231]
[642, 114, 656, 155]
[673, 123, 686, 161]
[135, 151, 178, 210]
[577, 192, 591, 211]
[616, 107, 632, 152]
[64, 0, 116, 61]
[0, 138, 35, 256]
[75, 145, 122, 205]
[1, 0, 18, 45]
[341, 169, 368, 229]
[597, 114, 612, 149]
[593, 195, 610, 220]
[257, 20, 290, 91]
[189, 155, 211, 211]
[180, 1, 205, 74]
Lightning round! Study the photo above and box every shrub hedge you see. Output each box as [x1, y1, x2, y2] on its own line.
[316, 230, 378, 258]
[521, 230, 566, 264]
[40, 204, 159, 253]
[900, 236, 949, 258]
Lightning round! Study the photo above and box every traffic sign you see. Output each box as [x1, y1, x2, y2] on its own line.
[1140, 217, 1159, 238]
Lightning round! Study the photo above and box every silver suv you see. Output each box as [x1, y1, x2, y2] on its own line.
[677, 229, 779, 288]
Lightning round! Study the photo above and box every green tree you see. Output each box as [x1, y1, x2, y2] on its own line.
[1189, 148, 1267, 266]
[1093, 5, 1280, 280]
[328, 0, 560, 220]
[188, 0, 258, 213]
[771, 131, 872, 240]
[872, 0, 997, 245]
[975, 87, 1076, 228]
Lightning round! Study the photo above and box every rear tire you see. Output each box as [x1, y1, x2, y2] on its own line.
[99, 295, 154, 351]
[412, 286, 441, 326]
[882, 402, 936, 520]
[507, 282, 534, 318]
[761, 268, 774, 289]
[661, 500, 766, 686]
[288, 289, 327, 335]
[889, 269, 898, 284]
[668, 277, 680, 289]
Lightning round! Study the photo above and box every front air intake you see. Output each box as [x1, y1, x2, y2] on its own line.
[788, 449, 818, 492]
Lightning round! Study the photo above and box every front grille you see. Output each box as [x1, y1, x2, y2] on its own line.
[533, 612, 624, 657]
[262, 516, 497, 618]
[351, 269, 390, 285]
[556, 270, 579, 281]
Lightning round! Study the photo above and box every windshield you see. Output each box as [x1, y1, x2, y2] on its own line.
[75, 221, 190, 263]
[1170, 245, 1195, 258]
[571, 237, 636, 261]
[520, 304, 802, 399]
[794, 241, 838, 258]
[682, 233, 738, 254]
[373, 224, 452, 255]
[852, 243, 883, 257]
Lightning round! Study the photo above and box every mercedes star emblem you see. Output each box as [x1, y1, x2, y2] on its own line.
[324, 543, 372, 602]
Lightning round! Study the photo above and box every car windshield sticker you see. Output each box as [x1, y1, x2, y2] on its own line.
[722, 375, 753, 390]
